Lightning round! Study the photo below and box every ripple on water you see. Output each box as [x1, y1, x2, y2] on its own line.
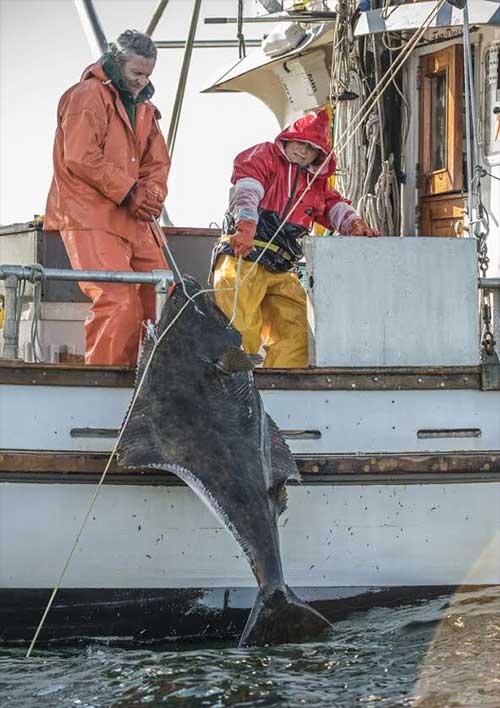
[1, 588, 499, 707]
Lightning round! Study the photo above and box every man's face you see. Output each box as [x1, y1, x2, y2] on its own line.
[284, 140, 321, 168]
[120, 53, 156, 98]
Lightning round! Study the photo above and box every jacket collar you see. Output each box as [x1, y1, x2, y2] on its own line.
[80, 56, 155, 104]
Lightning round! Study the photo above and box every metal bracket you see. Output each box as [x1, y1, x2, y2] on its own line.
[480, 348, 500, 390]
[152, 269, 171, 320]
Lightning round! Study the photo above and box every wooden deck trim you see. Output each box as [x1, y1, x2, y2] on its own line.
[163, 227, 220, 237]
[1, 451, 498, 481]
[0, 361, 481, 390]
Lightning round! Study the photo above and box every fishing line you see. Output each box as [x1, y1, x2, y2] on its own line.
[228, 256, 243, 327]
[25, 282, 234, 658]
[239, 0, 446, 284]
[27, 1, 448, 654]
[150, 217, 204, 315]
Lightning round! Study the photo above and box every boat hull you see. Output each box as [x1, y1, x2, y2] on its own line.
[1, 479, 498, 643]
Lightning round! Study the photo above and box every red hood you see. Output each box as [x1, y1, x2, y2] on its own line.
[275, 109, 335, 177]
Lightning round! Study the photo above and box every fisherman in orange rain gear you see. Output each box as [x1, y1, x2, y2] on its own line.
[212, 109, 380, 369]
[44, 30, 170, 367]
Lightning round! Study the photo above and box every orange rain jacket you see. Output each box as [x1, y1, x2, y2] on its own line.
[44, 61, 170, 238]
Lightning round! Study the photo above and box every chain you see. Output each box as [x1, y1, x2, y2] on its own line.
[471, 166, 496, 356]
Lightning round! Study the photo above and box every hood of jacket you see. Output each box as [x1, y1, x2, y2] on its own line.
[80, 56, 155, 103]
[275, 109, 335, 177]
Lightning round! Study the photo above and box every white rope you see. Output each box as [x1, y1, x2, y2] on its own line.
[26, 3, 450, 655]
[228, 256, 243, 327]
[25, 279, 237, 659]
[241, 0, 446, 280]
[28, 264, 45, 363]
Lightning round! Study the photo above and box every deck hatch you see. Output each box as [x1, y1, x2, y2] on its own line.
[70, 428, 119, 439]
[281, 430, 321, 440]
[70, 428, 322, 441]
[417, 428, 481, 439]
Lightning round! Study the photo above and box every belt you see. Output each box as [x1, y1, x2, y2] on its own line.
[220, 235, 293, 262]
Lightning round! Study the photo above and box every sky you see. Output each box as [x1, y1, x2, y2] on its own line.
[0, 0, 279, 228]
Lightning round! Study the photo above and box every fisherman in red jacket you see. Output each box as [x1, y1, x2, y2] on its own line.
[213, 109, 379, 368]
[44, 30, 170, 367]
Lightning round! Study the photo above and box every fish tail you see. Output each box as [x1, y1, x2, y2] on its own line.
[238, 585, 333, 647]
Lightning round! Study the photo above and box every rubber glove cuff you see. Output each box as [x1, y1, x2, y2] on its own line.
[230, 219, 257, 258]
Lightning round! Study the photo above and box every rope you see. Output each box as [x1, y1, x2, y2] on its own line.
[228, 255, 243, 327]
[241, 0, 447, 284]
[151, 217, 203, 315]
[335, 0, 446, 157]
[28, 264, 46, 363]
[237, 0, 246, 59]
[25, 3, 453, 654]
[25, 278, 238, 658]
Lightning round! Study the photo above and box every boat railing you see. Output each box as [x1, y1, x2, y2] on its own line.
[0, 264, 174, 360]
[0, 264, 499, 372]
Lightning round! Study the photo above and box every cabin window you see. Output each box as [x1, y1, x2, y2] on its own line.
[420, 44, 463, 195]
[430, 71, 447, 171]
[484, 42, 500, 157]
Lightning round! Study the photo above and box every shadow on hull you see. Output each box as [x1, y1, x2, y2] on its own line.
[0, 585, 483, 646]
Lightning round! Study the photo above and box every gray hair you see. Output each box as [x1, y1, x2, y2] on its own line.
[109, 30, 157, 63]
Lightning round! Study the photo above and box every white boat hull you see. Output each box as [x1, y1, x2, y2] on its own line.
[1, 481, 499, 590]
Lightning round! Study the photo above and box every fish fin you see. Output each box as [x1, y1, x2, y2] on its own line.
[266, 413, 300, 516]
[238, 585, 333, 647]
[116, 396, 166, 470]
[218, 346, 255, 372]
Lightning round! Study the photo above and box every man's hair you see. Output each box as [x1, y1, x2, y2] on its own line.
[109, 30, 157, 63]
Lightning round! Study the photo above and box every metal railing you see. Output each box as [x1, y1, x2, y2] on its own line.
[0, 265, 174, 360]
[1, 264, 499, 363]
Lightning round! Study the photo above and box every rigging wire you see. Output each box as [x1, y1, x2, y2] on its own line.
[25, 0, 457, 654]
[240, 0, 448, 283]
[237, 0, 247, 58]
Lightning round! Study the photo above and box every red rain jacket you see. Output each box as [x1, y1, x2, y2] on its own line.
[44, 62, 170, 238]
[232, 109, 349, 231]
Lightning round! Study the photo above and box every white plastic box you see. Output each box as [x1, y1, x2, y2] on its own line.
[305, 236, 480, 367]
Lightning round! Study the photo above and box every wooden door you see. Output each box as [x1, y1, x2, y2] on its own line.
[420, 193, 465, 237]
[419, 44, 465, 236]
[420, 44, 463, 195]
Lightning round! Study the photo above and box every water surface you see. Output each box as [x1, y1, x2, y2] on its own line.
[1, 587, 499, 707]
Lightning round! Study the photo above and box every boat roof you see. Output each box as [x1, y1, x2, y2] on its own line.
[202, 22, 333, 96]
[355, 0, 500, 37]
[203, 0, 500, 96]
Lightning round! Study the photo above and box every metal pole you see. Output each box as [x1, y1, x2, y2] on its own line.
[145, 0, 170, 37]
[463, 6, 479, 167]
[479, 278, 500, 289]
[2, 275, 19, 359]
[462, 20, 474, 237]
[167, 0, 202, 157]
[153, 271, 170, 319]
[74, 0, 108, 58]
[204, 12, 337, 24]
[155, 39, 261, 49]
[0, 265, 173, 286]
[256, 0, 283, 12]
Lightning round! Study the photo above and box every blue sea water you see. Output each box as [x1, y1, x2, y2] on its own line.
[1, 587, 499, 707]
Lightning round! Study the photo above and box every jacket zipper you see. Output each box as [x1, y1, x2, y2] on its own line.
[281, 164, 303, 221]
